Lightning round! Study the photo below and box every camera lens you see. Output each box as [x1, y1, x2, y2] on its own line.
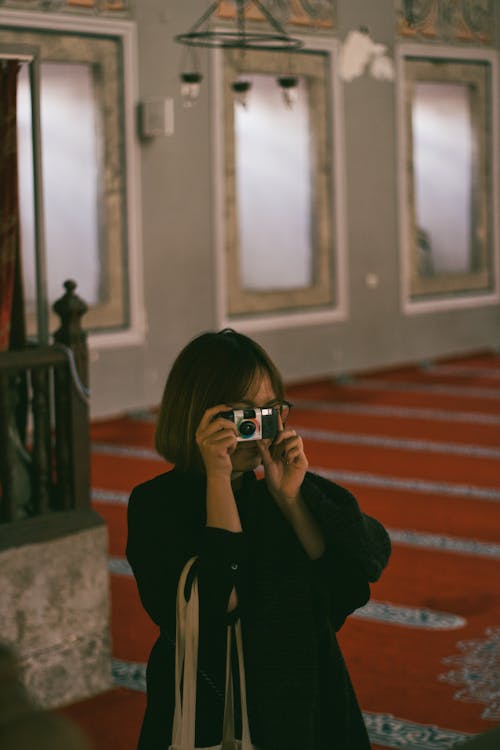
[238, 420, 256, 437]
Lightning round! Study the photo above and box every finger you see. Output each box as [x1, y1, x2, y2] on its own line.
[199, 404, 234, 428]
[275, 438, 306, 467]
[197, 430, 237, 454]
[196, 421, 237, 449]
[207, 429, 238, 444]
[282, 445, 303, 465]
[267, 417, 287, 450]
[256, 439, 273, 465]
[209, 416, 238, 435]
[197, 411, 238, 438]
[271, 428, 297, 448]
[270, 436, 288, 460]
[270, 434, 299, 461]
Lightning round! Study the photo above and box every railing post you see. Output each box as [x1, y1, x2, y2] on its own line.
[53, 280, 89, 389]
[0, 374, 15, 521]
[52, 280, 90, 511]
[0, 372, 32, 522]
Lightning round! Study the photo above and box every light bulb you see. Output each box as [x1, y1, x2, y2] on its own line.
[180, 72, 203, 108]
[277, 75, 298, 108]
[231, 79, 252, 108]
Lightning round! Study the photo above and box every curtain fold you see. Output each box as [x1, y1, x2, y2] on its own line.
[0, 59, 25, 352]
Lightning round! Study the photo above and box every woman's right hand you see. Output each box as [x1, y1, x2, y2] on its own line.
[195, 405, 238, 478]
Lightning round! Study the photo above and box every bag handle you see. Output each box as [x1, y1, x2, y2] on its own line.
[234, 620, 252, 747]
[170, 557, 254, 750]
[171, 557, 198, 749]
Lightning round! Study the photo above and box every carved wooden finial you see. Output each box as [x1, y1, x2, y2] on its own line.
[53, 279, 88, 329]
[53, 280, 88, 388]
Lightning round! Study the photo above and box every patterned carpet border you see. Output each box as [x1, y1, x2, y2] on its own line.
[92, 434, 500, 460]
[93, 489, 129, 504]
[422, 364, 500, 380]
[92, 468, 500, 504]
[385, 530, 500, 559]
[295, 430, 500, 459]
[362, 711, 471, 749]
[343, 379, 500, 400]
[353, 601, 466, 630]
[316, 469, 500, 501]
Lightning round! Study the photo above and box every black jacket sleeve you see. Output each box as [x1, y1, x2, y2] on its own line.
[126, 472, 246, 645]
[126, 471, 248, 740]
[300, 472, 392, 630]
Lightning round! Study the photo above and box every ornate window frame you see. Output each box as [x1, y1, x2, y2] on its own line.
[212, 34, 347, 332]
[0, 9, 144, 348]
[396, 43, 499, 314]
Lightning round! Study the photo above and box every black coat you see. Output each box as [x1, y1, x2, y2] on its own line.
[126, 469, 391, 750]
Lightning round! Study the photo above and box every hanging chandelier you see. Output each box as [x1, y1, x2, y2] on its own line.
[175, 0, 304, 108]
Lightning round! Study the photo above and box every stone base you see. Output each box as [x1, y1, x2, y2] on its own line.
[0, 523, 112, 709]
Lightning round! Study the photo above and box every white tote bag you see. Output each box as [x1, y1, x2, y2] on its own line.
[169, 557, 257, 750]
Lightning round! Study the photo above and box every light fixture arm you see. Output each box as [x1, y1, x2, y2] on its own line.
[185, 1, 220, 35]
[175, 0, 303, 50]
[237, 0, 246, 38]
[175, 0, 304, 109]
[251, 0, 290, 36]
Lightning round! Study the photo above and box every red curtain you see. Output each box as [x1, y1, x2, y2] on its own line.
[0, 60, 25, 352]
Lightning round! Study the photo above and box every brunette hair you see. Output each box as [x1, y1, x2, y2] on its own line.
[155, 329, 284, 472]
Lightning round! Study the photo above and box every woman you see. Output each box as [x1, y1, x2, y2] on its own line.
[126, 329, 391, 750]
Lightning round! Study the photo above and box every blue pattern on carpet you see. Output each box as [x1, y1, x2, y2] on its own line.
[439, 627, 500, 721]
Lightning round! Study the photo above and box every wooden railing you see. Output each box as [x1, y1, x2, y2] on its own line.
[0, 281, 95, 545]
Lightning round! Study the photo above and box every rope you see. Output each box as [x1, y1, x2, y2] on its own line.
[53, 343, 90, 406]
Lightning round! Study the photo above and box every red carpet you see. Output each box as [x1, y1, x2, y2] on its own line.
[60, 350, 500, 749]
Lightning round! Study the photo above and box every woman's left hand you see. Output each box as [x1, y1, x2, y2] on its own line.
[257, 427, 308, 506]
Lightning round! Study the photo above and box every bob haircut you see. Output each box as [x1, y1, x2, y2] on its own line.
[155, 329, 285, 472]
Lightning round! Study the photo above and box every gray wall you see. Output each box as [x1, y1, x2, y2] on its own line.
[88, 0, 500, 418]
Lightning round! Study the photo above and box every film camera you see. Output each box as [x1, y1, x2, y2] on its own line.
[217, 407, 279, 442]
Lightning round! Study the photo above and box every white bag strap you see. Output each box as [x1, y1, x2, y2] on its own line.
[235, 620, 252, 748]
[170, 556, 198, 750]
[170, 557, 254, 750]
[221, 621, 234, 745]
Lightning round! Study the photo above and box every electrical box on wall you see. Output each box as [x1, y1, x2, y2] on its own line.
[139, 98, 174, 138]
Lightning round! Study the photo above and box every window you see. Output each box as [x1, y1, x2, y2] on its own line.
[235, 73, 314, 293]
[18, 62, 104, 313]
[0, 13, 143, 342]
[398, 45, 498, 311]
[215, 39, 346, 327]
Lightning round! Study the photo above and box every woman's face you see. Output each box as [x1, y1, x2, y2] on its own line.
[229, 371, 278, 477]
